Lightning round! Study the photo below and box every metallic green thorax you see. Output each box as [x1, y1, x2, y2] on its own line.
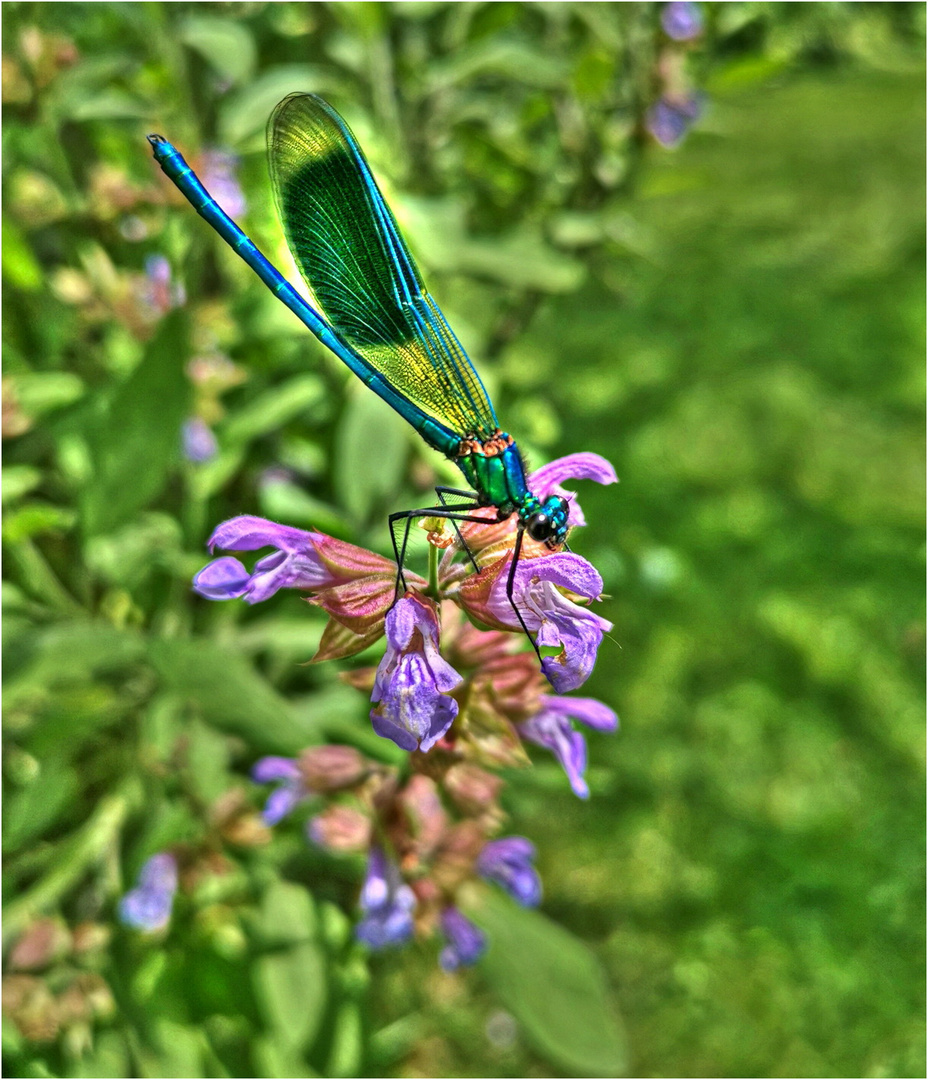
[456, 435, 536, 517]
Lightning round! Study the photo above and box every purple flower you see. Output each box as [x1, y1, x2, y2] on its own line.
[520, 696, 618, 799]
[193, 515, 389, 604]
[355, 849, 416, 950]
[661, 1, 703, 41]
[140, 254, 185, 316]
[439, 907, 486, 971]
[118, 853, 178, 932]
[472, 552, 611, 694]
[477, 837, 542, 907]
[370, 594, 463, 752]
[200, 150, 246, 219]
[647, 93, 705, 149]
[251, 756, 308, 825]
[181, 417, 218, 463]
[528, 452, 617, 531]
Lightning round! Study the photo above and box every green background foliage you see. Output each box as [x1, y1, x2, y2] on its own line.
[2, 2, 924, 1077]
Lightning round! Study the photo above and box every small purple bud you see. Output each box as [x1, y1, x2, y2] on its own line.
[181, 417, 218, 463]
[439, 907, 486, 971]
[478, 837, 542, 907]
[119, 853, 178, 932]
[646, 93, 705, 149]
[250, 756, 308, 825]
[355, 849, 416, 950]
[661, 1, 703, 41]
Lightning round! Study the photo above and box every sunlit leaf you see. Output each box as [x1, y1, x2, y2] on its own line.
[180, 16, 257, 85]
[467, 889, 628, 1077]
[81, 311, 191, 537]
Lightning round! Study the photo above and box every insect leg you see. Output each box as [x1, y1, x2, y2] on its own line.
[435, 486, 481, 573]
[388, 503, 486, 601]
[506, 527, 546, 669]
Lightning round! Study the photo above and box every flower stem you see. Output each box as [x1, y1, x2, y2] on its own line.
[425, 540, 440, 600]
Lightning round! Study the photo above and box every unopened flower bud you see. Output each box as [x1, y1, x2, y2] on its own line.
[444, 764, 504, 815]
[299, 745, 367, 792]
[8, 918, 71, 972]
[307, 805, 371, 853]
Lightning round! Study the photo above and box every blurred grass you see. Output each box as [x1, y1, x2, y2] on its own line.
[398, 68, 924, 1079]
[2, 3, 925, 1078]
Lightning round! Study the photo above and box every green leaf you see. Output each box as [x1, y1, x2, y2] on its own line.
[402, 198, 585, 293]
[148, 638, 319, 754]
[467, 890, 628, 1077]
[257, 477, 350, 537]
[82, 311, 192, 537]
[252, 882, 328, 1051]
[8, 371, 84, 418]
[179, 16, 256, 85]
[2, 219, 42, 291]
[219, 66, 341, 147]
[3, 622, 147, 701]
[254, 879, 318, 945]
[1, 466, 42, 505]
[83, 512, 184, 587]
[1, 503, 76, 543]
[326, 1001, 364, 1078]
[220, 374, 325, 444]
[333, 387, 409, 525]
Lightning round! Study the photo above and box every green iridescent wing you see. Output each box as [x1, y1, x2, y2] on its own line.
[267, 93, 498, 441]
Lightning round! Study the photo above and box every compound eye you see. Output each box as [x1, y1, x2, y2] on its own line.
[527, 512, 552, 542]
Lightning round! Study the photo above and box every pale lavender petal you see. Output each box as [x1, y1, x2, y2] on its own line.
[356, 849, 416, 950]
[193, 557, 251, 600]
[245, 548, 333, 602]
[662, 1, 703, 41]
[485, 554, 611, 692]
[251, 757, 301, 783]
[137, 853, 178, 893]
[262, 785, 301, 826]
[439, 908, 486, 971]
[207, 515, 324, 555]
[521, 710, 590, 798]
[119, 853, 178, 932]
[529, 453, 617, 529]
[543, 696, 619, 733]
[478, 838, 542, 907]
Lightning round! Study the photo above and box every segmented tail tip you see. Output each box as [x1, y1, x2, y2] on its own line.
[147, 133, 166, 147]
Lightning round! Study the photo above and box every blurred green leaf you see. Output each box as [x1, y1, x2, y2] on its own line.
[1, 466, 42, 505]
[252, 882, 328, 1051]
[220, 374, 325, 444]
[429, 40, 569, 90]
[148, 638, 319, 754]
[82, 311, 192, 537]
[8, 371, 84, 418]
[257, 477, 349, 537]
[1, 503, 76, 543]
[327, 1001, 364, 1078]
[180, 16, 257, 86]
[83, 512, 184, 587]
[3, 622, 147, 700]
[3, 759, 79, 853]
[469, 889, 628, 1077]
[2, 219, 42, 292]
[154, 1019, 205, 1079]
[219, 66, 339, 146]
[403, 198, 585, 292]
[334, 387, 409, 525]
